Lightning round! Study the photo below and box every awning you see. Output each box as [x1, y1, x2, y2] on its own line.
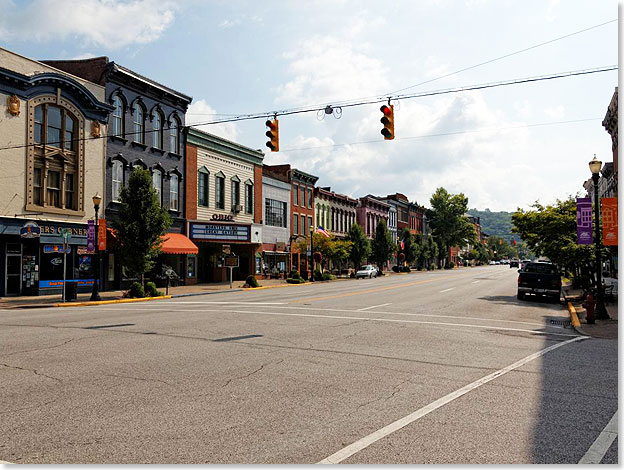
[161, 233, 199, 255]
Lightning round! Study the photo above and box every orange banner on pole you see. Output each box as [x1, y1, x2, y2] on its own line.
[98, 219, 107, 251]
[601, 198, 618, 246]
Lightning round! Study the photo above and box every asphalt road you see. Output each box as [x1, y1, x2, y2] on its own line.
[0, 266, 617, 464]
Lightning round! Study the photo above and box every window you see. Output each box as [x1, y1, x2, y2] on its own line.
[215, 173, 225, 209]
[33, 167, 42, 205]
[293, 185, 299, 205]
[245, 182, 253, 214]
[47, 171, 61, 208]
[169, 116, 180, 154]
[153, 111, 163, 149]
[29, 101, 81, 212]
[65, 174, 75, 210]
[133, 102, 145, 144]
[170, 174, 179, 211]
[152, 169, 162, 205]
[265, 199, 287, 228]
[301, 214, 306, 235]
[308, 216, 313, 233]
[198, 168, 209, 207]
[300, 186, 306, 208]
[293, 212, 299, 234]
[112, 95, 123, 136]
[112, 160, 123, 202]
[231, 178, 240, 208]
[308, 188, 313, 208]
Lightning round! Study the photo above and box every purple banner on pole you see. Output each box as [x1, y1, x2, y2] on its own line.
[87, 220, 95, 251]
[576, 197, 593, 245]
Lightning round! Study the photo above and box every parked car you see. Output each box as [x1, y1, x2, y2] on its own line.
[356, 265, 378, 279]
[509, 260, 519, 268]
[517, 261, 561, 302]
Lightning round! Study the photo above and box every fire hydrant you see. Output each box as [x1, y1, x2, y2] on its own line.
[583, 292, 596, 325]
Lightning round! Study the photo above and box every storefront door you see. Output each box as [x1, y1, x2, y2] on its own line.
[5, 243, 22, 296]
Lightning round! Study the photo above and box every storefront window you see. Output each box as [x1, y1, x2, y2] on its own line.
[187, 256, 196, 278]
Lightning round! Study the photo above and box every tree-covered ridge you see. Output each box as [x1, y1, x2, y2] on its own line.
[467, 208, 517, 242]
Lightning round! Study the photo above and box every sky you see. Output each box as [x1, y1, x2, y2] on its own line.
[0, 0, 619, 211]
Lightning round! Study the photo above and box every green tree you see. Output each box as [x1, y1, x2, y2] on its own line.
[414, 233, 427, 269]
[347, 223, 371, 268]
[427, 187, 477, 266]
[110, 168, 172, 282]
[425, 235, 439, 268]
[400, 228, 417, 265]
[512, 197, 599, 288]
[330, 240, 353, 269]
[371, 219, 396, 269]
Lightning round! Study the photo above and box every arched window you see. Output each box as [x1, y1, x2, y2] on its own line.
[31, 103, 79, 211]
[152, 110, 163, 149]
[152, 169, 162, 205]
[133, 102, 145, 144]
[112, 95, 124, 136]
[112, 160, 124, 202]
[169, 116, 180, 154]
[170, 173, 179, 211]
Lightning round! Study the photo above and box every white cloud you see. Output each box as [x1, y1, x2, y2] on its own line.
[218, 19, 241, 29]
[0, 0, 177, 48]
[543, 105, 565, 119]
[186, 100, 240, 143]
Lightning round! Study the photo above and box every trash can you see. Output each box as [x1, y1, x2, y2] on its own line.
[65, 281, 77, 301]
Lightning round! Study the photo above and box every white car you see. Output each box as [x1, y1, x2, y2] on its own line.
[356, 265, 378, 279]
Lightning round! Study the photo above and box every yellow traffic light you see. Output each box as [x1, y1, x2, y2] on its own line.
[380, 104, 394, 140]
[265, 119, 279, 152]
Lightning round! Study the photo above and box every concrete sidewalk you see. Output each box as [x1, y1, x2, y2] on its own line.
[563, 283, 618, 339]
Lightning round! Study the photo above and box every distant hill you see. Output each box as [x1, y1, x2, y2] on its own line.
[467, 208, 517, 242]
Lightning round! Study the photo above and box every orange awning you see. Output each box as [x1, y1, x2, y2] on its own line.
[161, 233, 199, 255]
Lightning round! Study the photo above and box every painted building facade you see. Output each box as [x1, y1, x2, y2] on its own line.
[0, 48, 110, 296]
[356, 195, 390, 239]
[186, 127, 263, 283]
[314, 187, 358, 239]
[263, 165, 318, 277]
[43, 56, 194, 289]
[260, 168, 291, 278]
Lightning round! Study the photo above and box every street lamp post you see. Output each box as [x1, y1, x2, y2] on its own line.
[589, 155, 610, 319]
[90, 193, 102, 301]
[310, 225, 314, 282]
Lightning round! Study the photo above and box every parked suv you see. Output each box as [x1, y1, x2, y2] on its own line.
[509, 259, 519, 268]
[517, 261, 561, 302]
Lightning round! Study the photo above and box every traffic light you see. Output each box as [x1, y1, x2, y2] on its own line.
[265, 118, 279, 152]
[380, 104, 394, 140]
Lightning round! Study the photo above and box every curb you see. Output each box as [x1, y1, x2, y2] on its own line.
[171, 289, 243, 297]
[53, 295, 172, 308]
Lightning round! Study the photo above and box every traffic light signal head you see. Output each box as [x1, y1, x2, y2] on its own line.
[380, 104, 394, 140]
[265, 119, 279, 152]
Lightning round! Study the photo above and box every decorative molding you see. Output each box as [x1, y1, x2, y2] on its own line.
[91, 120, 101, 138]
[7, 95, 20, 116]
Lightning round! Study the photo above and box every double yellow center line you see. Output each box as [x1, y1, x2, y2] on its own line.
[291, 275, 453, 304]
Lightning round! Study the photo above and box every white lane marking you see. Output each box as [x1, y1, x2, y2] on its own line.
[578, 410, 618, 464]
[358, 303, 392, 311]
[121, 307, 578, 337]
[317, 336, 586, 464]
[471, 280, 480, 284]
[157, 301, 286, 305]
[97, 304, 564, 329]
[439, 287, 455, 293]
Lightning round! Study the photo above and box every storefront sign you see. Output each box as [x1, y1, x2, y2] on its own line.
[39, 279, 94, 289]
[190, 223, 250, 242]
[601, 197, 618, 246]
[87, 220, 95, 251]
[20, 221, 40, 238]
[576, 197, 593, 245]
[224, 256, 239, 267]
[211, 214, 234, 222]
[43, 244, 71, 254]
[39, 224, 88, 237]
[98, 219, 107, 251]
[76, 246, 94, 255]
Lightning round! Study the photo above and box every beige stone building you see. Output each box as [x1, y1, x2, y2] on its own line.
[0, 48, 111, 296]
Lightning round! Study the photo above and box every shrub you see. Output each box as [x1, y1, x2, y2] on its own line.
[400, 266, 411, 272]
[392, 266, 400, 273]
[245, 275, 260, 288]
[145, 281, 163, 297]
[446, 261, 455, 269]
[322, 272, 336, 281]
[429, 263, 437, 270]
[286, 278, 305, 284]
[129, 281, 145, 298]
[314, 270, 324, 281]
[289, 270, 301, 280]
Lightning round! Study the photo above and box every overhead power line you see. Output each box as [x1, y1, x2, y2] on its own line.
[0, 65, 616, 152]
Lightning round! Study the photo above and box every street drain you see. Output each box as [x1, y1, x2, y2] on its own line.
[549, 319, 572, 327]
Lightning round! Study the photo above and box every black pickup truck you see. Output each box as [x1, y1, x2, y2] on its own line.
[517, 261, 562, 302]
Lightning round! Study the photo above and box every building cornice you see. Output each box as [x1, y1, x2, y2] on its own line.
[188, 127, 264, 166]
